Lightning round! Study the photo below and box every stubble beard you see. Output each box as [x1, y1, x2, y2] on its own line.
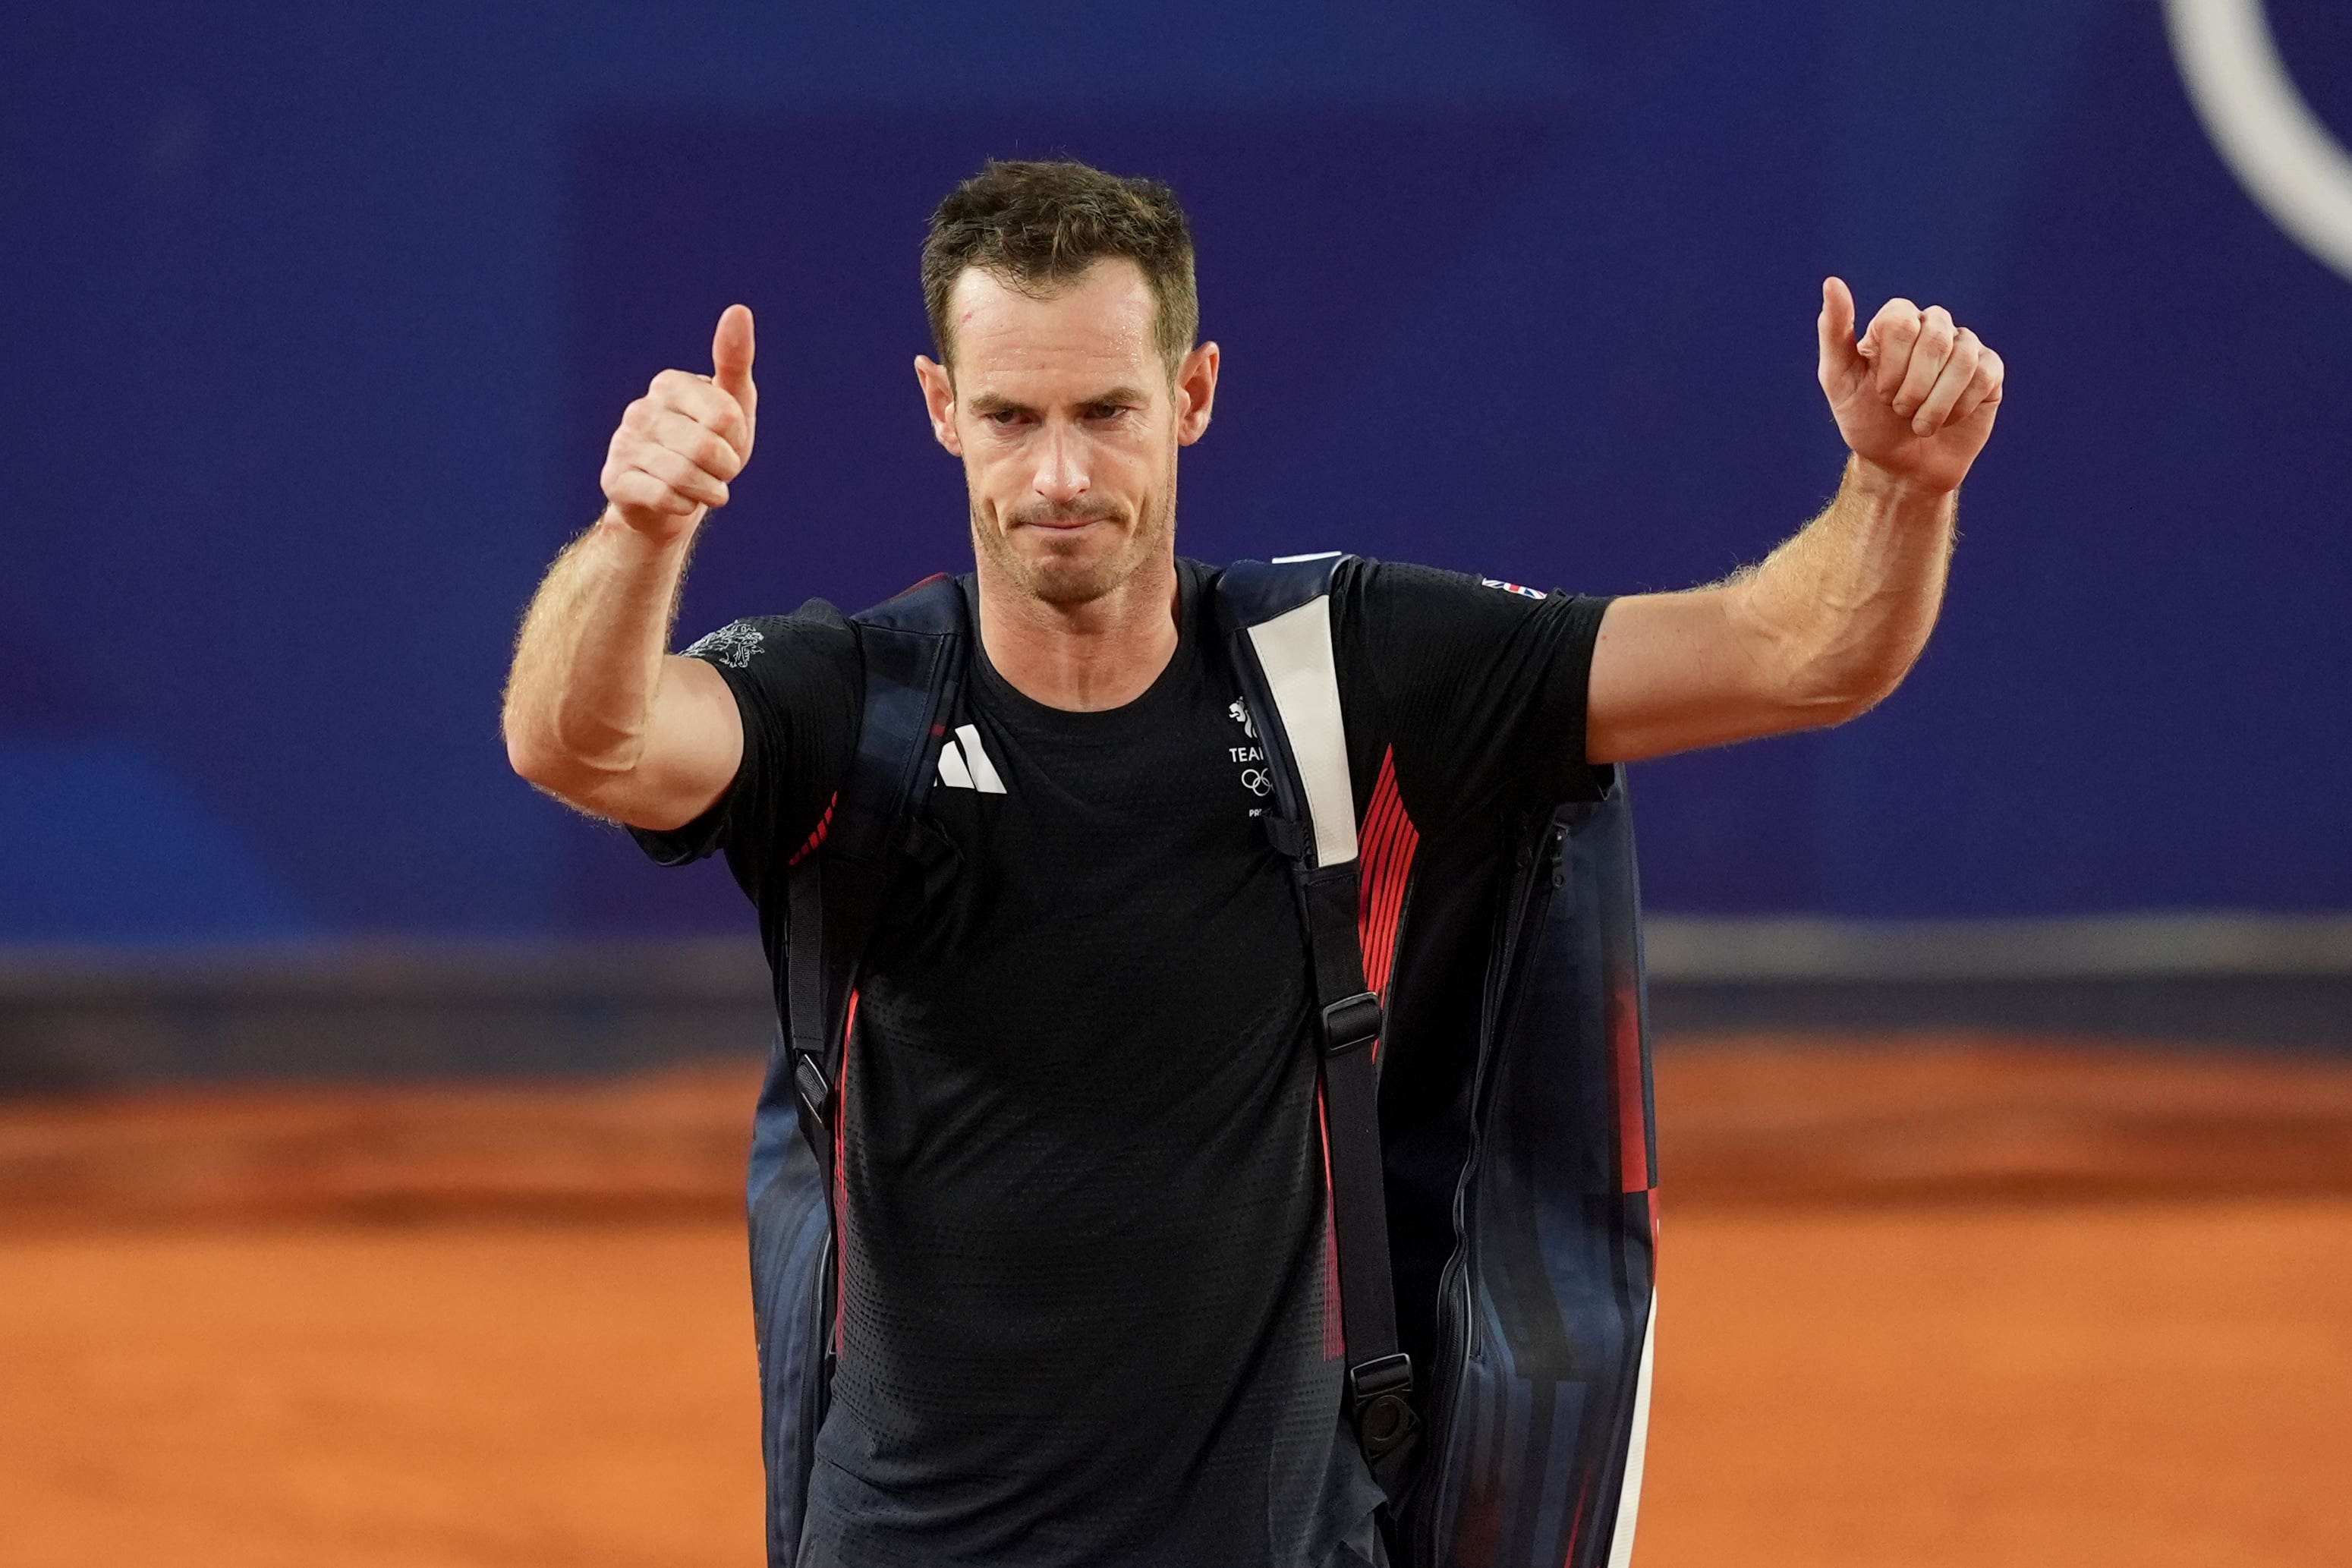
[971, 465, 1179, 610]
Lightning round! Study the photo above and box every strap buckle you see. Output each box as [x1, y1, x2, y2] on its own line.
[793, 1053, 831, 1121]
[1261, 814, 1312, 860]
[793, 1052, 833, 1164]
[1346, 1352, 1418, 1459]
[1320, 992, 1383, 1059]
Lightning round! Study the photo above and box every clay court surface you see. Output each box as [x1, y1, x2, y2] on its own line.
[5, 1036, 2349, 1566]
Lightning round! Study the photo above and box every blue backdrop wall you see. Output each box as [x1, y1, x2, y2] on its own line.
[5, 1, 2348, 942]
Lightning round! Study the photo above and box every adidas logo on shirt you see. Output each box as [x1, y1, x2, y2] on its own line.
[937, 724, 1007, 794]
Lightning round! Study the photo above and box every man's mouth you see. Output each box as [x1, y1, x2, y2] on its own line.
[1015, 513, 1115, 533]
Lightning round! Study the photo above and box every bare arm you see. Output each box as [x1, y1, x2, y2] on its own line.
[502, 306, 760, 830]
[1587, 279, 2004, 764]
[1587, 458, 1956, 761]
[503, 515, 745, 829]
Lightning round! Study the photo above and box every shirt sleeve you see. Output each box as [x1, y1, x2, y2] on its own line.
[1332, 559, 1613, 833]
[627, 600, 862, 906]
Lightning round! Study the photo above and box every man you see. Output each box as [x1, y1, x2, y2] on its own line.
[502, 159, 2001, 1568]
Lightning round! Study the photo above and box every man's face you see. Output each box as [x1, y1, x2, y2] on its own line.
[916, 260, 1217, 608]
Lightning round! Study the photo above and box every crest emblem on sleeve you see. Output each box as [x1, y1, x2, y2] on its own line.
[685, 622, 764, 669]
[1480, 578, 1547, 600]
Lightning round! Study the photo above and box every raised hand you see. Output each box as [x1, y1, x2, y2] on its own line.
[1817, 278, 2003, 494]
[600, 304, 760, 543]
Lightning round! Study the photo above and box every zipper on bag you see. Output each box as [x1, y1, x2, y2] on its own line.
[1411, 814, 1566, 1560]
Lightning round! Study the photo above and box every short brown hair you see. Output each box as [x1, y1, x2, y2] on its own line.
[921, 159, 1198, 373]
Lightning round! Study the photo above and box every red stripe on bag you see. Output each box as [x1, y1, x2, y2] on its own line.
[787, 793, 838, 867]
[832, 988, 858, 1357]
[1315, 1082, 1346, 1361]
[1354, 749, 1420, 1045]
[1612, 978, 1649, 1193]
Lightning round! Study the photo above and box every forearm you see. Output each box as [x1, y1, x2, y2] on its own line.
[1587, 282, 1998, 765]
[1730, 455, 1957, 719]
[502, 510, 695, 785]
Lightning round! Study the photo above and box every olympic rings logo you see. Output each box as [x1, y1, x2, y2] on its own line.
[2167, 0, 2352, 285]
[1240, 768, 1272, 797]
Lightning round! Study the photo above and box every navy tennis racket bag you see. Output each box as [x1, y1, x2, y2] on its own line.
[747, 556, 1658, 1568]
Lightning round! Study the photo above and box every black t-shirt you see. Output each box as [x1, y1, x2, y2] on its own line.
[636, 558, 1611, 1568]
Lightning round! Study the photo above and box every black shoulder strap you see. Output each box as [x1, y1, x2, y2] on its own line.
[784, 574, 968, 1189]
[1214, 553, 1420, 1485]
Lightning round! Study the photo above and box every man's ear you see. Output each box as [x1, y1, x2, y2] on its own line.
[1174, 341, 1220, 446]
[915, 355, 962, 456]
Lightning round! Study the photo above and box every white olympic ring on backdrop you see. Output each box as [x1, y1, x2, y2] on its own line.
[1241, 768, 1271, 797]
[2166, 0, 2352, 285]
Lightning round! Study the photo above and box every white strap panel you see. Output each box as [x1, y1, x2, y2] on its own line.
[1606, 1290, 1657, 1568]
[1245, 595, 1356, 868]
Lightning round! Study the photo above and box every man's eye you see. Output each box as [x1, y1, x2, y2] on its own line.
[1087, 405, 1129, 421]
[985, 409, 1025, 427]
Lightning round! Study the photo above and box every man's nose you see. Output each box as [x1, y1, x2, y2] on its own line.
[1032, 422, 1089, 505]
